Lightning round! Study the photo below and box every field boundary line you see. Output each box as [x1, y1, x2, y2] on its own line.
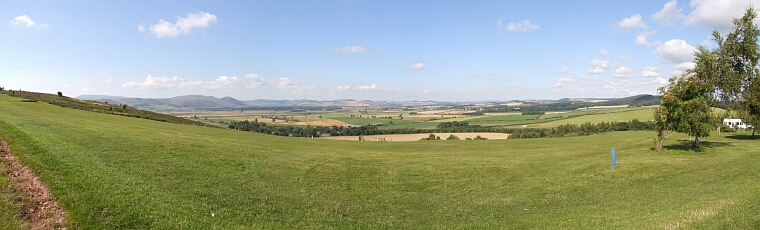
[0, 140, 66, 229]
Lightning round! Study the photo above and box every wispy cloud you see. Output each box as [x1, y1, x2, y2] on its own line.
[587, 60, 610, 74]
[333, 83, 400, 91]
[9, 15, 49, 28]
[407, 63, 427, 70]
[616, 14, 648, 30]
[503, 19, 539, 32]
[122, 75, 243, 90]
[334, 46, 367, 53]
[141, 11, 217, 38]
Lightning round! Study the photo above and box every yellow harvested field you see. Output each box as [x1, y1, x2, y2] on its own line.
[270, 119, 347, 126]
[321, 132, 510, 141]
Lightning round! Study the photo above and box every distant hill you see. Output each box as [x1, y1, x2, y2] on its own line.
[78, 95, 255, 110]
[77, 95, 128, 101]
[602, 94, 660, 107]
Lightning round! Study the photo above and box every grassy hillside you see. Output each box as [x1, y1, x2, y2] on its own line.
[0, 94, 759, 228]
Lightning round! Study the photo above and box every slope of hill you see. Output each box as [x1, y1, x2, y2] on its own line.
[3, 91, 208, 126]
[1, 93, 759, 229]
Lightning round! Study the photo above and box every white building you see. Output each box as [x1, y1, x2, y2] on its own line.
[723, 119, 749, 129]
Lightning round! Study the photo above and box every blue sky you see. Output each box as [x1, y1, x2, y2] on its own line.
[1, 0, 754, 101]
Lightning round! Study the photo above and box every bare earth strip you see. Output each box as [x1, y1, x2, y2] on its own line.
[0, 140, 66, 229]
[321, 133, 510, 141]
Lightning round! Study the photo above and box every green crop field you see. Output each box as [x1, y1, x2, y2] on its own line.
[1, 93, 759, 228]
[527, 108, 656, 128]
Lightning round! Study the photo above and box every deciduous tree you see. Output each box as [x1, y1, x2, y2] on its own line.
[654, 75, 716, 150]
[707, 7, 760, 136]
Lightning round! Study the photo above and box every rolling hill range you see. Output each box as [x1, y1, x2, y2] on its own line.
[1, 93, 759, 228]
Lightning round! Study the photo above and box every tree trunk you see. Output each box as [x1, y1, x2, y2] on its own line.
[753, 128, 756, 137]
[692, 136, 700, 148]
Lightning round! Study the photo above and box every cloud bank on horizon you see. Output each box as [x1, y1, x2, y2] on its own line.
[1, 0, 755, 101]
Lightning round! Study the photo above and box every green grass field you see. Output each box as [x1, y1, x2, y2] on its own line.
[1, 94, 759, 228]
[528, 108, 656, 128]
[0, 154, 23, 230]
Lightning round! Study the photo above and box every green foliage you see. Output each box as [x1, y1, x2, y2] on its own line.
[419, 133, 440, 140]
[472, 135, 488, 140]
[706, 6, 760, 135]
[654, 75, 716, 149]
[436, 121, 469, 129]
[446, 134, 460, 140]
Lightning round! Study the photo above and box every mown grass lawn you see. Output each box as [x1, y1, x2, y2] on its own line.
[0, 94, 759, 228]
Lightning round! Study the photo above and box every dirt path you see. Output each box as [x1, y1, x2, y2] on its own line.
[1, 140, 66, 229]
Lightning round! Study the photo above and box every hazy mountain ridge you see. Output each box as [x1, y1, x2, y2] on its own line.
[77, 94, 659, 111]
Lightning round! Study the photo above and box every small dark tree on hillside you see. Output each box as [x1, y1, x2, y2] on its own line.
[57, 91, 63, 97]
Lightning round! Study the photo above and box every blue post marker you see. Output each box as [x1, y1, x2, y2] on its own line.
[611, 147, 616, 168]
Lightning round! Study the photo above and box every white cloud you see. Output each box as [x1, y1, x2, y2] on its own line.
[273, 77, 313, 91]
[407, 63, 427, 69]
[674, 62, 696, 71]
[122, 75, 243, 90]
[699, 39, 712, 47]
[122, 75, 186, 90]
[207, 76, 244, 89]
[244, 74, 313, 91]
[138, 24, 146, 32]
[551, 77, 579, 88]
[616, 14, 648, 30]
[635, 30, 660, 46]
[356, 84, 379, 90]
[245, 74, 265, 88]
[335, 83, 400, 91]
[654, 39, 696, 64]
[652, 0, 684, 26]
[9, 15, 49, 28]
[505, 20, 540, 32]
[613, 67, 634, 78]
[143, 11, 217, 38]
[618, 55, 632, 61]
[487, 72, 498, 76]
[334, 46, 367, 53]
[599, 49, 609, 56]
[551, 67, 571, 75]
[684, 0, 752, 31]
[587, 60, 610, 74]
[641, 67, 662, 77]
[467, 73, 481, 77]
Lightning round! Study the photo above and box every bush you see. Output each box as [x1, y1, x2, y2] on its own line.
[446, 134, 460, 140]
[473, 135, 488, 140]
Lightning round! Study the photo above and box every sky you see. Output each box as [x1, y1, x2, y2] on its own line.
[0, 0, 755, 101]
